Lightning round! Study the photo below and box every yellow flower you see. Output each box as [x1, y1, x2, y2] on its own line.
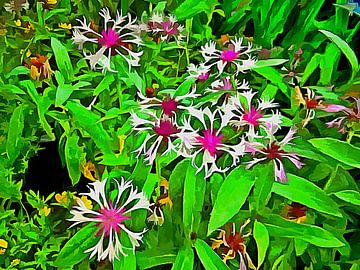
[74, 195, 93, 209]
[11, 259, 20, 266]
[30, 65, 41, 80]
[45, 25, 53, 31]
[14, 19, 21, 27]
[58, 23, 71, 30]
[24, 23, 34, 34]
[20, 49, 32, 58]
[39, 206, 51, 216]
[0, 239, 8, 254]
[116, 135, 126, 156]
[55, 191, 69, 205]
[47, 0, 57, 4]
[80, 195, 93, 210]
[82, 161, 98, 181]
[245, 36, 254, 42]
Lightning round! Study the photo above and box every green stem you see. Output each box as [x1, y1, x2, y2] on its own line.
[155, 153, 162, 197]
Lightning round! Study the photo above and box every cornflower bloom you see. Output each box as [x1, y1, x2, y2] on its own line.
[187, 63, 210, 82]
[211, 220, 256, 270]
[146, 12, 185, 43]
[131, 111, 183, 164]
[246, 128, 304, 183]
[227, 90, 281, 139]
[180, 107, 245, 178]
[136, 85, 199, 117]
[4, 0, 29, 12]
[200, 37, 257, 75]
[72, 8, 143, 72]
[324, 98, 360, 134]
[68, 178, 150, 262]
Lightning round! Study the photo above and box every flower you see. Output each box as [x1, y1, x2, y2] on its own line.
[72, 8, 143, 72]
[211, 220, 256, 270]
[137, 84, 199, 117]
[4, 0, 29, 12]
[187, 63, 210, 82]
[55, 191, 71, 205]
[147, 179, 172, 226]
[145, 12, 185, 43]
[227, 90, 281, 138]
[0, 239, 8, 254]
[131, 111, 183, 164]
[11, 259, 20, 266]
[59, 23, 72, 30]
[68, 178, 150, 262]
[28, 55, 53, 80]
[284, 202, 307, 223]
[39, 206, 51, 216]
[201, 37, 257, 75]
[82, 160, 98, 181]
[180, 107, 245, 178]
[325, 98, 360, 134]
[246, 128, 303, 183]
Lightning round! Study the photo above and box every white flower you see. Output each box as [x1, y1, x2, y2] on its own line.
[4, 0, 29, 12]
[187, 63, 210, 81]
[67, 178, 150, 262]
[180, 107, 246, 178]
[226, 90, 281, 139]
[200, 37, 258, 75]
[72, 8, 143, 72]
[131, 111, 183, 164]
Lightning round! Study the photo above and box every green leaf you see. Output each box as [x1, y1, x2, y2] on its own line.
[6, 104, 25, 163]
[0, 179, 22, 201]
[272, 174, 342, 218]
[254, 59, 288, 68]
[263, 215, 345, 248]
[65, 101, 114, 157]
[309, 138, 360, 168]
[253, 67, 289, 97]
[208, 166, 254, 235]
[194, 239, 229, 270]
[253, 220, 269, 268]
[172, 246, 194, 270]
[51, 37, 74, 82]
[94, 74, 115, 95]
[136, 249, 177, 269]
[319, 30, 359, 80]
[142, 173, 158, 198]
[54, 224, 99, 267]
[65, 133, 86, 185]
[174, 0, 219, 20]
[174, 78, 196, 96]
[183, 164, 205, 237]
[252, 163, 274, 213]
[333, 190, 360, 206]
[113, 252, 136, 270]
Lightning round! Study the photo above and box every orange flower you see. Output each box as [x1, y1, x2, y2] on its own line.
[29, 55, 53, 80]
[82, 161, 98, 181]
[285, 202, 307, 223]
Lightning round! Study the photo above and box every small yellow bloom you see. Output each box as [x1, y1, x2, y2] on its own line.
[47, 0, 57, 4]
[245, 36, 254, 42]
[30, 65, 41, 80]
[82, 161, 98, 181]
[58, 23, 72, 30]
[0, 239, 8, 254]
[118, 135, 126, 155]
[80, 195, 93, 210]
[39, 206, 51, 216]
[55, 191, 69, 205]
[45, 25, 53, 31]
[220, 34, 230, 44]
[11, 259, 20, 266]
[24, 23, 34, 34]
[14, 19, 21, 27]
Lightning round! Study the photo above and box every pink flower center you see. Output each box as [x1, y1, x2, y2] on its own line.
[222, 78, 233, 90]
[161, 21, 179, 35]
[97, 28, 121, 48]
[153, 119, 180, 137]
[263, 143, 284, 160]
[196, 129, 223, 157]
[220, 50, 239, 62]
[243, 106, 263, 126]
[161, 98, 178, 115]
[97, 203, 129, 236]
[198, 72, 209, 81]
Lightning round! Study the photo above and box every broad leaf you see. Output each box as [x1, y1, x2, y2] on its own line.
[6, 104, 25, 163]
[253, 220, 269, 268]
[208, 166, 254, 235]
[194, 239, 229, 270]
[272, 174, 342, 218]
[333, 190, 360, 206]
[51, 37, 74, 82]
[309, 138, 360, 169]
[65, 133, 86, 185]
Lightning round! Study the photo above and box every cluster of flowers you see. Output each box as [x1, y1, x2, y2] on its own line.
[67, 7, 360, 267]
